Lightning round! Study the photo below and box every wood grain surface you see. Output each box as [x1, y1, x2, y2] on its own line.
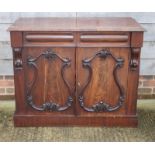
[9, 17, 144, 126]
[8, 17, 145, 32]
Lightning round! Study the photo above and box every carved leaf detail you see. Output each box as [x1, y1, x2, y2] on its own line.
[92, 101, 110, 112]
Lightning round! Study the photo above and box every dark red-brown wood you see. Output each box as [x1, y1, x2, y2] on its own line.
[9, 17, 144, 127]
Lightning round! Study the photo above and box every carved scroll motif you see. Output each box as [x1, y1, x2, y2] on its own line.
[130, 48, 140, 71]
[26, 49, 73, 112]
[14, 48, 23, 69]
[79, 49, 125, 112]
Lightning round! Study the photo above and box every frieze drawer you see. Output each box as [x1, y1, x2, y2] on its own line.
[78, 32, 131, 47]
[23, 32, 76, 47]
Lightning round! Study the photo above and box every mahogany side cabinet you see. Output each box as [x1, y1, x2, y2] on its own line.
[8, 17, 144, 127]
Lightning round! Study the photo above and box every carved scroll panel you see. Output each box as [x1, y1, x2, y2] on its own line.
[26, 49, 73, 112]
[78, 49, 125, 112]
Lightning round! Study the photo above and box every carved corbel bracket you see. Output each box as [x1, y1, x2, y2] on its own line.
[130, 48, 140, 71]
[14, 59, 22, 68]
[13, 48, 23, 69]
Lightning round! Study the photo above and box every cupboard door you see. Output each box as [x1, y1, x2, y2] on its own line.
[23, 47, 75, 115]
[76, 47, 129, 116]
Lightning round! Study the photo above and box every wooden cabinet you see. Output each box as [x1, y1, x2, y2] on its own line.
[8, 17, 144, 127]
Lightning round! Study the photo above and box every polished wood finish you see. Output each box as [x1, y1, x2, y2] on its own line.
[8, 17, 144, 32]
[80, 34, 129, 42]
[23, 32, 76, 47]
[14, 115, 138, 127]
[25, 34, 74, 42]
[76, 47, 129, 116]
[9, 17, 144, 127]
[77, 32, 131, 47]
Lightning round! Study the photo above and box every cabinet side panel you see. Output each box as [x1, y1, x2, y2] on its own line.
[126, 49, 141, 115]
[10, 32, 26, 114]
[14, 67, 26, 113]
[127, 32, 143, 115]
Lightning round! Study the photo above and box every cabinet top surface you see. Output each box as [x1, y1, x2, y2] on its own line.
[8, 17, 145, 32]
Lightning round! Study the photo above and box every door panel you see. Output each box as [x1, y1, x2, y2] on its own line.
[76, 47, 129, 116]
[23, 47, 75, 115]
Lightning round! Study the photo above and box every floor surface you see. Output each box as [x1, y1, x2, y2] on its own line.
[0, 100, 155, 142]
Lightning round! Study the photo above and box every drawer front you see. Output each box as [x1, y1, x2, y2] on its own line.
[23, 32, 76, 47]
[77, 32, 131, 47]
[23, 31, 130, 47]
